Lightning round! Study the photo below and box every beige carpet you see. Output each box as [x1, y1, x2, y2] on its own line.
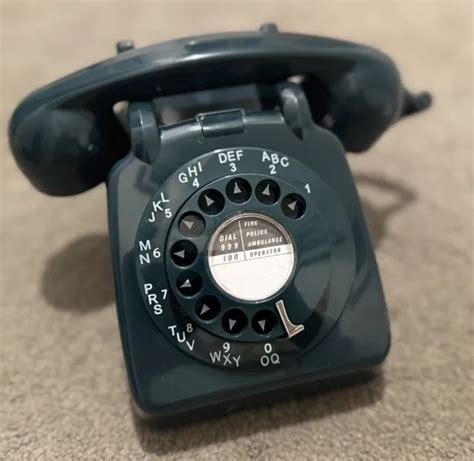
[1, 1, 472, 459]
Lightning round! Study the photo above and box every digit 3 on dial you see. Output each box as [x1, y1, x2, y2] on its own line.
[135, 148, 356, 369]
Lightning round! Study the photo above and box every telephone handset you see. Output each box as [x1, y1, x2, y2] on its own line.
[9, 25, 430, 422]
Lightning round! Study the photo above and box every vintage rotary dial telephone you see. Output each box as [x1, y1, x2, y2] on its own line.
[9, 24, 431, 422]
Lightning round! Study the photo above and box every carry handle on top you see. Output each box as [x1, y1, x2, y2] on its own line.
[8, 24, 431, 196]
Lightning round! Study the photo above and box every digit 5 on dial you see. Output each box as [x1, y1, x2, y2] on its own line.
[8, 25, 431, 422]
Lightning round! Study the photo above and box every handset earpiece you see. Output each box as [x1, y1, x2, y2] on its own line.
[9, 103, 128, 195]
[9, 24, 431, 195]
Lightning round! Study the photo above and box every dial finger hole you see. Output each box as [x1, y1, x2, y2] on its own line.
[252, 310, 277, 335]
[176, 271, 203, 297]
[198, 189, 225, 215]
[170, 240, 198, 267]
[222, 309, 248, 335]
[195, 296, 221, 321]
[225, 178, 252, 204]
[281, 193, 306, 219]
[255, 180, 280, 205]
[179, 212, 205, 237]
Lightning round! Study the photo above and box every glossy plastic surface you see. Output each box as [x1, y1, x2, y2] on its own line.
[9, 26, 430, 196]
[107, 109, 390, 421]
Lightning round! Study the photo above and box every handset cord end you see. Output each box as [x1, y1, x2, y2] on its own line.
[402, 90, 433, 116]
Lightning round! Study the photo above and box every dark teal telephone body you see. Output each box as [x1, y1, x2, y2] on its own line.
[9, 25, 430, 422]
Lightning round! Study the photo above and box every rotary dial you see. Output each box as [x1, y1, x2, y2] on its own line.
[134, 148, 355, 369]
